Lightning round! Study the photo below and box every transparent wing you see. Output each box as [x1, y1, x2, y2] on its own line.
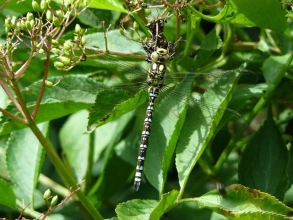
[53, 54, 257, 133]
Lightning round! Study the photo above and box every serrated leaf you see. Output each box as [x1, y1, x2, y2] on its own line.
[239, 110, 289, 200]
[188, 0, 287, 32]
[0, 178, 17, 209]
[116, 191, 179, 220]
[88, 89, 147, 132]
[116, 199, 158, 220]
[144, 77, 192, 192]
[176, 64, 245, 191]
[195, 184, 293, 219]
[6, 122, 48, 207]
[150, 190, 179, 219]
[0, 75, 101, 135]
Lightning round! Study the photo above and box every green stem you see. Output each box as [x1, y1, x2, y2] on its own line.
[9, 79, 103, 219]
[39, 174, 70, 198]
[222, 23, 234, 54]
[214, 53, 293, 173]
[28, 122, 104, 220]
[16, 200, 55, 220]
[85, 131, 95, 194]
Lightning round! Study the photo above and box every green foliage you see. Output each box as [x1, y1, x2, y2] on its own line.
[0, 0, 293, 219]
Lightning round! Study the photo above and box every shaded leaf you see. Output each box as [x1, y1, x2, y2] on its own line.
[262, 54, 291, 84]
[0, 178, 16, 209]
[176, 63, 245, 191]
[6, 123, 48, 206]
[239, 110, 289, 200]
[188, 0, 287, 32]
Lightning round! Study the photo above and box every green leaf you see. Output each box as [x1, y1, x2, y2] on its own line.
[194, 29, 223, 69]
[150, 190, 179, 218]
[262, 54, 292, 84]
[0, 87, 8, 117]
[88, 89, 148, 132]
[0, 178, 17, 209]
[176, 64, 245, 192]
[2, 0, 32, 14]
[239, 110, 289, 201]
[0, 75, 100, 135]
[229, 84, 267, 112]
[85, 30, 144, 54]
[60, 110, 90, 183]
[195, 184, 293, 219]
[6, 122, 48, 207]
[91, 153, 133, 207]
[115, 190, 179, 220]
[60, 110, 134, 184]
[77, 8, 120, 29]
[116, 199, 158, 220]
[188, 0, 288, 32]
[89, 0, 126, 13]
[145, 77, 192, 192]
[87, 113, 135, 204]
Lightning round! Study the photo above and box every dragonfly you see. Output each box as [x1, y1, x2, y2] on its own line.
[50, 48, 257, 191]
[44, 14, 257, 191]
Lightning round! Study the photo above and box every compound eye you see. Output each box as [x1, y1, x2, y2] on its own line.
[157, 48, 167, 55]
[151, 51, 159, 62]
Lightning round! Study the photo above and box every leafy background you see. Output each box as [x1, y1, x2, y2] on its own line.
[0, 0, 293, 219]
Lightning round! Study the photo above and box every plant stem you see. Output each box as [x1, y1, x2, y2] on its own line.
[9, 79, 103, 219]
[85, 131, 95, 194]
[214, 53, 293, 173]
[32, 37, 51, 119]
[28, 121, 104, 220]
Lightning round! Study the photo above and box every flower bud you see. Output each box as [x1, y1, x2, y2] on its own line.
[50, 195, 58, 207]
[63, 40, 72, 50]
[51, 39, 59, 46]
[54, 61, 64, 69]
[26, 12, 34, 21]
[43, 189, 51, 199]
[45, 80, 54, 87]
[56, 10, 64, 19]
[5, 17, 12, 28]
[75, 24, 82, 35]
[40, 0, 48, 10]
[32, 1, 40, 11]
[51, 48, 60, 54]
[38, 48, 45, 54]
[144, 8, 151, 15]
[81, 37, 86, 45]
[133, 21, 139, 31]
[53, 16, 60, 27]
[11, 16, 17, 27]
[59, 56, 71, 65]
[46, 10, 52, 21]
